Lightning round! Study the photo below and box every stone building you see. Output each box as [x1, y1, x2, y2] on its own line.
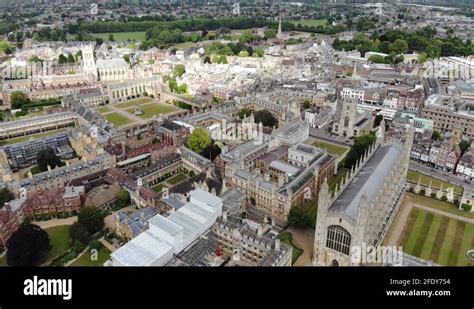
[313, 124, 413, 266]
[332, 97, 373, 138]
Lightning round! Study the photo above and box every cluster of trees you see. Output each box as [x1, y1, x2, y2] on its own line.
[75, 16, 268, 34]
[459, 140, 471, 155]
[285, 21, 347, 35]
[0, 21, 19, 35]
[237, 108, 278, 127]
[58, 53, 77, 64]
[31, 27, 67, 42]
[287, 207, 312, 229]
[0, 39, 14, 54]
[69, 207, 106, 245]
[6, 223, 52, 266]
[343, 133, 377, 169]
[204, 41, 264, 64]
[10, 91, 31, 109]
[333, 26, 474, 59]
[0, 187, 14, 208]
[36, 147, 63, 172]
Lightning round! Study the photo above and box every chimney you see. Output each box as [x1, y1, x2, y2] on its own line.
[278, 174, 285, 187]
[223, 211, 228, 222]
[264, 172, 270, 182]
[4, 202, 11, 212]
[257, 225, 264, 237]
[140, 211, 145, 219]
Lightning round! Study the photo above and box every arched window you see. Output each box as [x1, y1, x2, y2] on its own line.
[344, 116, 350, 127]
[326, 225, 351, 255]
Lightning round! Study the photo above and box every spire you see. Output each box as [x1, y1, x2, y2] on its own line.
[277, 16, 283, 39]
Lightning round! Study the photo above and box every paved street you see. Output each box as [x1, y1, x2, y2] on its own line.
[409, 161, 468, 189]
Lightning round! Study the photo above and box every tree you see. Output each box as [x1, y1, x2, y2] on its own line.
[58, 53, 68, 64]
[368, 55, 386, 64]
[344, 133, 377, 169]
[389, 39, 408, 54]
[200, 144, 221, 161]
[66, 53, 75, 63]
[69, 222, 91, 245]
[459, 140, 471, 155]
[6, 224, 51, 266]
[10, 91, 30, 109]
[254, 110, 278, 127]
[374, 114, 384, 128]
[117, 189, 130, 207]
[0, 187, 14, 208]
[186, 128, 212, 154]
[461, 203, 472, 212]
[303, 100, 311, 109]
[287, 207, 312, 229]
[238, 108, 252, 119]
[36, 147, 62, 172]
[77, 207, 105, 235]
[431, 130, 442, 141]
[28, 55, 43, 63]
[123, 54, 131, 65]
[108, 33, 115, 41]
[264, 28, 277, 39]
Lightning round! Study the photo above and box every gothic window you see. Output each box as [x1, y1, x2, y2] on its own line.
[326, 225, 351, 255]
[344, 116, 350, 128]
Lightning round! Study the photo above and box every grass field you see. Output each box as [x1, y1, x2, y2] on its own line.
[400, 208, 474, 266]
[167, 173, 187, 185]
[127, 103, 179, 119]
[153, 183, 167, 193]
[115, 97, 153, 109]
[279, 231, 303, 265]
[70, 247, 111, 267]
[0, 129, 69, 146]
[45, 225, 71, 260]
[407, 192, 474, 219]
[313, 141, 348, 157]
[97, 106, 110, 114]
[105, 113, 133, 126]
[171, 41, 197, 49]
[291, 19, 327, 27]
[91, 32, 146, 42]
[407, 169, 463, 195]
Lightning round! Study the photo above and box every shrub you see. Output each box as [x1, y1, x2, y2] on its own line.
[454, 199, 460, 206]
[408, 187, 414, 193]
[431, 193, 437, 198]
[440, 196, 447, 202]
[419, 189, 426, 196]
[461, 204, 472, 212]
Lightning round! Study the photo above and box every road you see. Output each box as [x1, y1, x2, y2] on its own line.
[409, 161, 468, 189]
[309, 127, 352, 147]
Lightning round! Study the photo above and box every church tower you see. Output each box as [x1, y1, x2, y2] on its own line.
[81, 43, 97, 82]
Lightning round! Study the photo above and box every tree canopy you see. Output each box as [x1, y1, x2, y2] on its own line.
[344, 133, 377, 169]
[0, 187, 14, 209]
[36, 147, 62, 172]
[10, 91, 31, 109]
[6, 223, 51, 266]
[186, 128, 212, 154]
[287, 207, 312, 229]
[77, 207, 106, 235]
[254, 110, 278, 128]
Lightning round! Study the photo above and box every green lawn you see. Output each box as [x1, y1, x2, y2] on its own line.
[128, 103, 179, 119]
[153, 183, 167, 193]
[170, 41, 197, 49]
[115, 97, 153, 109]
[97, 106, 110, 114]
[313, 141, 348, 157]
[400, 208, 474, 266]
[105, 113, 133, 126]
[291, 19, 327, 27]
[45, 225, 71, 260]
[407, 192, 474, 219]
[407, 169, 463, 195]
[167, 173, 187, 185]
[91, 31, 146, 42]
[0, 129, 69, 146]
[278, 231, 303, 265]
[70, 246, 111, 266]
